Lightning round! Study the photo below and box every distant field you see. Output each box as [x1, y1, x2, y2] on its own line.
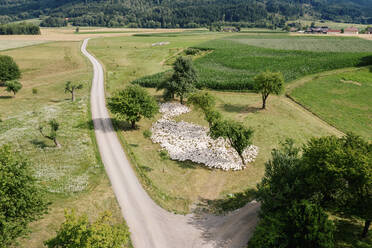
[291, 20, 369, 30]
[0, 40, 47, 50]
[0, 41, 128, 247]
[134, 34, 372, 90]
[232, 35, 372, 52]
[290, 67, 372, 140]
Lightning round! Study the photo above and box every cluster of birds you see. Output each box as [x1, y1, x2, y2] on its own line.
[151, 102, 259, 171]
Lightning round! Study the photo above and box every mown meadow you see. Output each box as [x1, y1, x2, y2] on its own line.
[133, 34, 372, 91]
[0, 41, 129, 247]
[290, 67, 372, 140]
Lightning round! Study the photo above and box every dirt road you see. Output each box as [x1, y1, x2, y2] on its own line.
[82, 38, 260, 248]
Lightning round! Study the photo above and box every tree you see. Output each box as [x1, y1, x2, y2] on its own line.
[39, 119, 61, 148]
[44, 210, 130, 248]
[256, 139, 306, 213]
[209, 119, 254, 165]
[249, 200, 335, 248]
[64, 81, 83, 102]
[188, 91, 254, 165]
[156, 73, 177, 101]
[302, 133, 372, 238]
[188, 91, 216, 113]
[0, 145, 49, 247]
[0, 55, 21, 85]
[158, 56, 197, 104]
[4, 80, 22, 96]
[250, 140, 335, 248]
[254, 71, 284, 109]
[108, 85, 159, 129]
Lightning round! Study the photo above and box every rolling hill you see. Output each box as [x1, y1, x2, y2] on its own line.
[0, 0, 371, 27]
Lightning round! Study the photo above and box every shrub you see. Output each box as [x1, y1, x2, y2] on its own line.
[159, 149, 169, 160]
[32, 88, 38, 95]
[143, 129, 152, 138]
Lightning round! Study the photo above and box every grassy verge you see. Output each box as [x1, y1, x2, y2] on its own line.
[0, 41, 130, 247]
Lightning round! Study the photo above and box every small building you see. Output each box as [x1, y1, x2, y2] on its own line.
[305, 26, 328, 34]
[222, 27, 238, 32]
[290, 27, 297, 32]
[327, 29, 341, 34]
[344, 27, 359, 34]
[367, 27, 372, 34]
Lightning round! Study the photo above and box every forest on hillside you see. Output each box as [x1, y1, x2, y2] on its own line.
[0, 0, 371, 27]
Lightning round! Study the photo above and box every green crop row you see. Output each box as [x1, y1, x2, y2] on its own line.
[132, 36, 372, 91]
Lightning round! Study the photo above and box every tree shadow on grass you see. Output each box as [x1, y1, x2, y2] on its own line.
[0, 96, 12, 99]
[196, 188, 258, 215]
[75, 119, 135, 132]
[334, 218, 372, 248]
[175, 160, 199, 169]
[30, 139, 49, 149]
[358, 55, 372, 67]
[222, 103, 260, 114]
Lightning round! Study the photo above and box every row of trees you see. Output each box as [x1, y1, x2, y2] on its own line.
[0, 22, 40, 35]
[249, 135, 371, 247]
[2, 0, 372, 27]
[40, 16, 67, 27]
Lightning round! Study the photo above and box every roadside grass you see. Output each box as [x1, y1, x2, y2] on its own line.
[0, 41, 130, 247]
[0, 40, 47, 51]
[88, 34, 340, 213]
[132, 34, 372, 91]
[290, 67, 372, 140]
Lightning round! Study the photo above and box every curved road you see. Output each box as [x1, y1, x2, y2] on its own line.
[81, 38, 260, 248]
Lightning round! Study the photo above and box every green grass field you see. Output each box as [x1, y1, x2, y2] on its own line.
[232, 35, 372, 52]
[88, 34, 342, 213]
[290, 67, 372, 140]
[88, 32, 371, 246]
[0, 41, 129, 247]
[133, 34, 372, 90]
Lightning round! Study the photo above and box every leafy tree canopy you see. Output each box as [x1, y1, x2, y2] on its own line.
[4, 80, 22, 96]
[0, 55, 21, 83]
[44, 210, 131, 248]
[108, 85, 159, 128]
[0, 145, 49, 247]
[158, 56, 197, 104]
[254, 71, 284, 109]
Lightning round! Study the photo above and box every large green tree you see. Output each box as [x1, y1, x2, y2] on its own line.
[44, 210, 131, 248]
[254, 71, 284, 109]
[0, 145, 49, 247]
[249, 200, 335, 248]
[108, 85, 159, 129]
[158, 56, 197, 104]
[302, 133, 372, 238]
[0, 55, 21, 85]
